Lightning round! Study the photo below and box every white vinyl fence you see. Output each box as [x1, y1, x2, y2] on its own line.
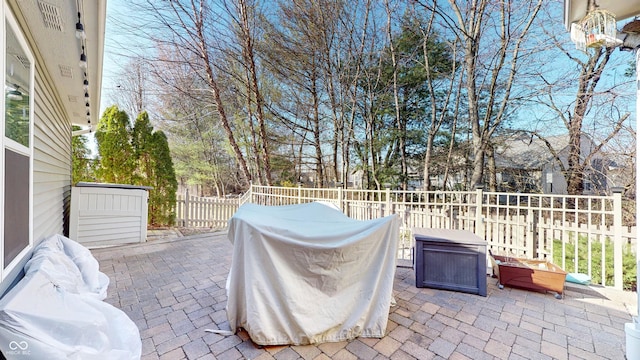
[175, 190, 240, 228]
[176, 185, 637, 290]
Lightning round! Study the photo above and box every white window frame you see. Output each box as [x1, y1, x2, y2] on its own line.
[1, 4, 34, 279]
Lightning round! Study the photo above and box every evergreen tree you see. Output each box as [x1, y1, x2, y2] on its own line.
[95, 107, 178, 226]
[71, 126, 94, 183]
[149, 131, 178, 226]
[132, 111, 178, 225]
[95, 106, 136, 183]
[131, 112, 154, 186]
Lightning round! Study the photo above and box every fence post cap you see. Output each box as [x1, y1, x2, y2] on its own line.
[611, 187, 624, 194]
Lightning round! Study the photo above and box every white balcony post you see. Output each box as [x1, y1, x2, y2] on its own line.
[636, 48, 640, 317]
[612, 187, 624, 290]
[474, 185, 484, 238]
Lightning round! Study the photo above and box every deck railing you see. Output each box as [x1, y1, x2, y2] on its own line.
[176, 185, 637, 290]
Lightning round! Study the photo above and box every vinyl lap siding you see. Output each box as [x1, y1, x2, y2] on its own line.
[32, 62, 72, 242]
[0, 62, 72, 296]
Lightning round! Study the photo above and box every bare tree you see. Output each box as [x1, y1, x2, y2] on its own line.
[233, 0, 272, 185]
[335, 0, 374, 187]
[408, 3, 461, 191]
[117, 0, 253, 187]
[417, 0, 543, 190]
[150, 45, 242, 195]
[260, 0, 347, 187]
[384, 0, 407, 190]
[529, 4, 633, 195]
[108, 57, 152, 119]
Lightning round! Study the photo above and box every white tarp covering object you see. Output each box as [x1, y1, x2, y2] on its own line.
[226, 202, 399, 345]
[0, 235, 141, 359]
[23, 234, 110, 299]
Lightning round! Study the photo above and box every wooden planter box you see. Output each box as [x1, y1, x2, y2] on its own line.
[489, 252, 566, 299]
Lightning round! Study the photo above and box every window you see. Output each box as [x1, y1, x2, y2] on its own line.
[2, 6, 33, 277]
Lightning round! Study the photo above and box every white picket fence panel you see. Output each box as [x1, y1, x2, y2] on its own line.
[176, 185, 636, 290]
[175, 191, 240, 228]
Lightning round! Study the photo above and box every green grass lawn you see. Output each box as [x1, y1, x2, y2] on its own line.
[552, 237, 636, 291]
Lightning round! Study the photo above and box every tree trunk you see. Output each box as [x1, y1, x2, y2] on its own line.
[486, 143, 497, 191]
[566, 47, 612, 195]
[238, 0, 272, 185]
[423, 136, 434, 190]
[310, 67, 324, 187]
[194, 13, 251, 187]
[385, 0, 407, 190]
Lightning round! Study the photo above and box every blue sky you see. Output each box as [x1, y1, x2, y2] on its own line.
[99, 0, 129, 115]
[99, 0, 154, 116]
[96, 0, 637, 143]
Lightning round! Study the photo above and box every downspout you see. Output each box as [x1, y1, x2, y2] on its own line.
[624, 40, 640, 360]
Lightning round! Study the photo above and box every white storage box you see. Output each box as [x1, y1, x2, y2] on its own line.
[70, 182, 151, 247]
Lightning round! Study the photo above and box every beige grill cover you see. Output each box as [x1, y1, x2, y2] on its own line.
[225, 202, 399, 345]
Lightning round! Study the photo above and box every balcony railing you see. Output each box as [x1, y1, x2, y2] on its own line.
[176, 184, 637, 290]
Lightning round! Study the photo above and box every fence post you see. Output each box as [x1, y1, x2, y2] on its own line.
[249, 182, 254, 204]
[337, 186, 344, 212]
[612, 187, 624, 290]
[386, 187, 392, 217]
[474, 185, 484, 239]
[298, 183, 302, 204]
[526, 207, 536, 259]
[184, 189, 190, 227]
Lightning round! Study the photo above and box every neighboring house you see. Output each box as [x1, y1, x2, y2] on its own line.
[0, 0, 106, 295]
[493, 133, 612, 195]
[346, 133, 613, 194]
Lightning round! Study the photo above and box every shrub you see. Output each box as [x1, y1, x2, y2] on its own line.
[553, 237, 636, 291]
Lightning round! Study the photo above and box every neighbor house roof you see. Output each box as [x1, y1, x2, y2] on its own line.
[494, 134, 574, 170]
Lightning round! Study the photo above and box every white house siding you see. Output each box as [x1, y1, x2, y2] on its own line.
[0, 46, 72, 296]
[32, 63, 72, 241]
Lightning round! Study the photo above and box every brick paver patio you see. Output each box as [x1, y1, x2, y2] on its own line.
[91, 232, 636, 360]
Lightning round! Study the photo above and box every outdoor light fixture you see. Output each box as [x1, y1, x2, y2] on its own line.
[7, 85, 23, 101]
[75, 12, 86, 40]
[79, 46, 87, 69]
[79, 53, 87, 69]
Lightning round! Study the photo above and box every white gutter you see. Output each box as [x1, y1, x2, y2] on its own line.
[72, 126, 93, 137]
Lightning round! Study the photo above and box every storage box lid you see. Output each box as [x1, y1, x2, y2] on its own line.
[75, 182, 152, 190]
[412, 228, 486, 245]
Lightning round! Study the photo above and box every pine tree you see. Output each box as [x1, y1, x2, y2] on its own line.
[149, 130, 177, 226]
[131, 111, 178, 225]
[71, 126, 94, 183]
[95, 106, 136, 184]
[131, 112, 154, 186]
